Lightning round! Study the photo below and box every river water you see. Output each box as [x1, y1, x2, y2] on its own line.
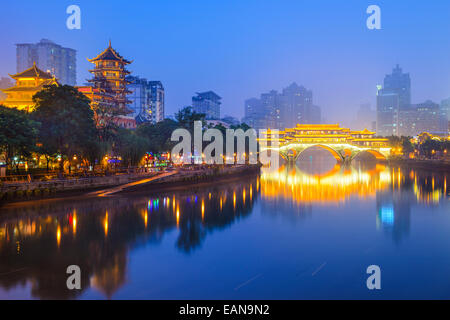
[0, 158, 449, 299]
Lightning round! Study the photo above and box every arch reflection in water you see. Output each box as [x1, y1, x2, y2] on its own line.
[260, 163, 392, 205]
[260, 161, 449, 243]
[0, 176, 259, 299]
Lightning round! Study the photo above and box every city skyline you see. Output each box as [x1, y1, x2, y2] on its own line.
[1, 1, 449, 125]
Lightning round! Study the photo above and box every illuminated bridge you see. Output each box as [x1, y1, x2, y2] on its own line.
[259, 124, 392, 163]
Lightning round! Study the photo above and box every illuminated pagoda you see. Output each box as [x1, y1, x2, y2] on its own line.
[84, 41, 135, 128]
[1, 62, 58, 112]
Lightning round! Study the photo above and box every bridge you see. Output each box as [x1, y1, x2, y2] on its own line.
[259, 124, 392, 163]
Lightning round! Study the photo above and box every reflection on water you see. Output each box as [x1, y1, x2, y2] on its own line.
[0, 161, 449, 299]
[0, 178, 257, 299]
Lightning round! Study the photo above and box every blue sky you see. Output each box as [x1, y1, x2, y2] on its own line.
[1, 0, 449, 125]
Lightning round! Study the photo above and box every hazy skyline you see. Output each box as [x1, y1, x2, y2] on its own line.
[1, 0, 449, 126]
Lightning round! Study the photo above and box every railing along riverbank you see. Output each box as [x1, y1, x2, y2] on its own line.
[0, 171, 160, 202]
[0, 165, 262, 203]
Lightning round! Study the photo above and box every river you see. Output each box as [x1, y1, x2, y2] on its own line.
[0, 158, 449, 299]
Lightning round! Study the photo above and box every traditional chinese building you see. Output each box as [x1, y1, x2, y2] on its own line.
[80, 41, 135, 129]
[0, 62, 58, 112]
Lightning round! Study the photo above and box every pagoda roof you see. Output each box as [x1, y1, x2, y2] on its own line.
[1, 79, 57, 93]
[87, 41, 132, 64]
[9, 63, 54, 80]
[350, 128, 375, 135]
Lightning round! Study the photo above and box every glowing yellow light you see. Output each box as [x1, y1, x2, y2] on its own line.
[233, 192, 236, 209]
[104, 212, 109, 236]
[243, 189, 246, 204]
[144, 210, 148, 228]
[72, 212, 77, 235]
[56, 225, 61, 247]
[201, 199, 205, 220]
[209, 192, 211, 200]
[176, 206, 180, 226]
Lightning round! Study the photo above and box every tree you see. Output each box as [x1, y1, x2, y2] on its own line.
[32, 85, 98, 171]
[115, 128, 149, 167]
[0, 105, 40, 169]
[401, 136, 414, 155]
[175, 106, 206, 130]
[136, 119, 179, 153]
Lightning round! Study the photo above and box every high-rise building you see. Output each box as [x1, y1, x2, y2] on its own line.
[243, 83, 320, 130]
[192, 91, 221, 120]
[383, 64, 411, 108]
[127, 76, 148, 121]
[148, 81, 165, 123]
[260, 90, 280, 129]
[377, 65, 411, 136]
[126, 77, 165, 124]
[440, 98, 450, 133]
[397, 100, 441, 136]
[398, 106, 418, 136]
[16, 39, 76, 86]
[0, 77, 14, 102]
[280, 82, 313, 128]
[377, 87, 399, 136]
[243, 98, 265, 129]
[415, 100, 440, 134]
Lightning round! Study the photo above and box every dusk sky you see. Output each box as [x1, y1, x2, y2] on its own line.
[1, 0, 449, 126]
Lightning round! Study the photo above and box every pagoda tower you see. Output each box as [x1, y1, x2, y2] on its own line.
[87, 41, 132, 113]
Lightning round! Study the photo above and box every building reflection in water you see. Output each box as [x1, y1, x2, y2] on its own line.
[0, 176, 258, 299]
[0, 160, 448, 299]
[261, 160, 448, 242]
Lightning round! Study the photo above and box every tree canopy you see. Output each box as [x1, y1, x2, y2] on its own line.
[32, 85, 98, 168]
[0, 105, 40, 166]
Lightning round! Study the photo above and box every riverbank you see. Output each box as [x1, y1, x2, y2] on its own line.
[388, 158, 450, 172]
[0, 172, 161, 203]
[0, 164, 261, 205]
[118, 164, 261, 194]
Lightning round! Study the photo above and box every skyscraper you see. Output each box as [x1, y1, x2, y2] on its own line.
[127, 77, 165, 124]
[127, 76, 148, 121]
[243, 83, 320, 130]
[383, 64, 411, 108]
[377, 65, 411, 136]
[440, 98, 450, 133]
[16, 39, 76, 86]
[243, 98, 265, 129]
[415, 100, 440, 134]
[148, 81, 165, 123]
[377, 88, 399, 136]
[192, 91, 221, 120]
[0, 77, 14, 102]
[280, 82, 313, 128]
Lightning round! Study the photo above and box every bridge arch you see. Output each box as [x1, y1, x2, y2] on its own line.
[297, 144, 343, 162]
[352, 149, 386, 161]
